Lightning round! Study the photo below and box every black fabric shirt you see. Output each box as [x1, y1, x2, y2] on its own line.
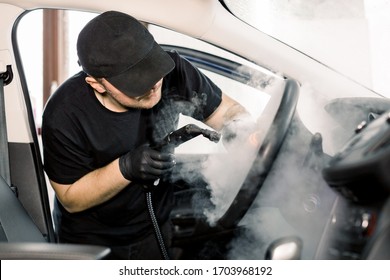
[41, 51, 222, 246]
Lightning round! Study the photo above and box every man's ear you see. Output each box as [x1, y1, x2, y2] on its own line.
[85, 76, 106, 93]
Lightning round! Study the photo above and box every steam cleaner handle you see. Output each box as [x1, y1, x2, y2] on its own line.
[152, 124, 221, 151]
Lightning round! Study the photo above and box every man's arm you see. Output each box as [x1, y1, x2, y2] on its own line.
[50, 159, 129, 213]
[205, 92, 252, 131]
[50, 145, 175, 213]
[205, 92, 260, 150]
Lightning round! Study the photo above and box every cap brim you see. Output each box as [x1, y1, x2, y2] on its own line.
[107, 43, 175, 97]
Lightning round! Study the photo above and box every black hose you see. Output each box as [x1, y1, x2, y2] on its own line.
[145, 124, 221, 259]
[146, 192, 170, 260]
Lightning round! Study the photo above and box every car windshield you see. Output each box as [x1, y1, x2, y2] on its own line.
[223, 0, 390, 98]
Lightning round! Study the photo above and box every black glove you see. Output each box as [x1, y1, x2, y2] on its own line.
[119, 144, 175, 182]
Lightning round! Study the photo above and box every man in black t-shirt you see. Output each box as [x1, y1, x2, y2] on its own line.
[42, 11, 250, 259]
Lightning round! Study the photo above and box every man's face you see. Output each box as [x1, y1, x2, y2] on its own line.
[101, 78, 163, 110]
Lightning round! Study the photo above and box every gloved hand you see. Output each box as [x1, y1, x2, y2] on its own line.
[119, 144, 175, 182]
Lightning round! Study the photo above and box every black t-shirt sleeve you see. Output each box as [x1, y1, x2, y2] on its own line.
[42, 110, 93, 184]
[166, 51, 222, 121]
[41, 73, 96, 185]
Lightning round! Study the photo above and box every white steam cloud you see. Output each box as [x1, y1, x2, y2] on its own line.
[194, 81, 343, 259]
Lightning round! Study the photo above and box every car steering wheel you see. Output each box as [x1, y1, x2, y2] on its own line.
[217, 78, 300, 229]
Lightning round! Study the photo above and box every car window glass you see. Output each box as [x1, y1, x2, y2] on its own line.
[223, 0, 390, 98]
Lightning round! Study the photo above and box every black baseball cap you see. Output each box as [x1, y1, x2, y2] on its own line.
[77, 11, 175, 97]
